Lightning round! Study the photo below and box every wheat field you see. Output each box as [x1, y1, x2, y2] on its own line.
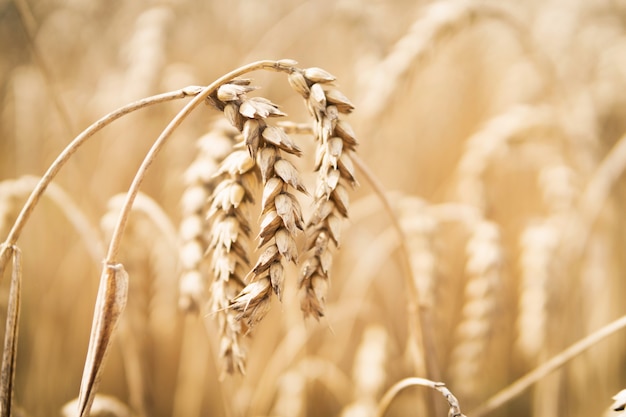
[1, 0, 626, 416]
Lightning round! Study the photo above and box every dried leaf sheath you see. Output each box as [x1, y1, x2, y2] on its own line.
[77, 263, 129, 417]
[0, 246, 21, 417]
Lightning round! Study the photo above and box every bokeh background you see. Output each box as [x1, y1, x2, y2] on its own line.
[1, 0, 626, 416]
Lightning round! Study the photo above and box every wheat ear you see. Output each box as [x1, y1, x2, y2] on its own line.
[208, 78, 307, 333]
[516, 220, 558, 361]
[77, 60, 300, 414]
[178, 122, 238, 313]
[449, 220, 503, 405]
[286, 68, 358, 319]
[358, 0, 527, 122]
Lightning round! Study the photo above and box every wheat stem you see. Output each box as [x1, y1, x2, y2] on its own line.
[0, 87, 204, 275]
[471, 314, 626, 417]
[351, 155, 439, 383]
[377, 377, 466, 417]
[104, 60, 295, 263]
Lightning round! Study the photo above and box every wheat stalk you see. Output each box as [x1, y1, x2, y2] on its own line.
[100, 192, 179, 417]
[0, 87, 204, 281]
[471, 314, 626, 417]
[377, 377, 466, 417]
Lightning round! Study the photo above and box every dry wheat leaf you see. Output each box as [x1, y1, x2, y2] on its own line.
[77, 263, 129, 417]
[0, 246, 21, 417]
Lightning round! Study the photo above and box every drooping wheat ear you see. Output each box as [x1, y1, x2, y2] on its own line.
[286, 67, 358, 319]
[204, 78, 310, 372]
[456, 105, 554, 210]
[449, 220, 502, 405]
[517, 219, 558, 361]
[339, 325, 388, 417]
[178, 121, 238, 313]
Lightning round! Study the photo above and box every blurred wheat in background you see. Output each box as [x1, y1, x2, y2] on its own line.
[1, 0, 626, 416]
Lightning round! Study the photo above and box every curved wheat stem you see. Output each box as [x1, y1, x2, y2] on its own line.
[351, 156, 435, 381]
[103, 60, 298, 265]
[377, 377, 466, 417]
[100, 192, 178, 417]
[0, 87, 204, 280]
[471, 314, 626, 417]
